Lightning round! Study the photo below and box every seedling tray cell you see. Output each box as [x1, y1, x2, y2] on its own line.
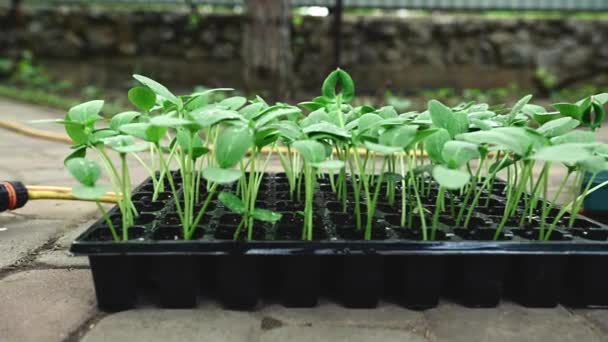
[71, 174, 608, 311]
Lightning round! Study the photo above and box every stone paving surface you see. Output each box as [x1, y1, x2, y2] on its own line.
[1, 98, 608, 342]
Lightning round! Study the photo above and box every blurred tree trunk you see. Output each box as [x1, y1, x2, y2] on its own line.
[242, 0, 292, 102]
[3, 0, 22, 29]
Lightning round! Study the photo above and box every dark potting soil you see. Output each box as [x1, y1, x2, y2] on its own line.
[76, 173, 608, 245]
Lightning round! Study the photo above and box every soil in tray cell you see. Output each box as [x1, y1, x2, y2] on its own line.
[274, 183, 292, 192]
[274, 213, 327, 240]
[134, 200, 165, 213]
[373, 202, 401, 214]
[108, 213, 156, 226]
[477, 204, 508, 216]
[485, 216, 539, 230]
[510, 228, 572, 241]
[152, 225, 206, 240]
[394, 228, 449, 241]
[176, 200, 218, 212]
[565, 218, 602, 229]
[326, 201, 368, 214]
[331, 213, 388, 240]
[569, 228, 608, 240]
[214, 215, 268, 240]
[438, 215, 489, 229]
[161, 212, 213, 226]
[85, 226, 147, 242]
[453, 228, 512, 241]
[383, 214, 410, 227]
[131, 191, 173, 202]
[276, 201, 305, 212]
[140, 180, 174, 192]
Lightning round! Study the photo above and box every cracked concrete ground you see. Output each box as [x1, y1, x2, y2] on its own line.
[1, 98, 608, 342]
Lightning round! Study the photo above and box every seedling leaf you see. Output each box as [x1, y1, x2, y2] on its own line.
[442, 141, 480, 169]
[530, 144, 594, 164]
[425, 128, 451, 164]
[190, 107, 244, 127]
[68, 100, 104, 125]
[202, 167, 243, 184]
[110, 111, 140, 131]
[432, 165, 470, 190]
[150, 115, 191, 128]
[219, 96, 247, 110]
[218, 192, 247, 214]
[103, 135, 149, 153]
[550, 130, 596, 145]
[252, 208, 282, 223]
[293, 140, 327, 164]
[65, 158, 101, 187]
[536, 117, 580, 137]
[133, 74, 180, 105]
[321, 68, 355, 102]
[310, 160, 345, 169]
[72, 184, 108, 201]
[215, 126, 253, 168]
[128, 86, 156, 112]
[507, 95, 533, 123]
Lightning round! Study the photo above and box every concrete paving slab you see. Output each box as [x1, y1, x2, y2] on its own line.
[0, 269, 96, 342]
[0, 218, 64, 269]
[81, 307, 260, 342]
[260, 325, 428, 342]
[55, 218, 101, 249]
[425, 301, 604, 342]
[7, 200, 100, 222]
[258, 301, 426, 331]
[574, 309, 608, 335]
[0, 98, 65, 131]
[36, 249, 90, 268]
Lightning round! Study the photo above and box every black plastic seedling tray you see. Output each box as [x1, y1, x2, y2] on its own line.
[71, 173, 608, 311]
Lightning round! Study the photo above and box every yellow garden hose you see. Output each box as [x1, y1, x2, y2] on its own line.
[26, 186, 119, 203]
[0, 181, 118, 213]
[0, 119, 72, 144]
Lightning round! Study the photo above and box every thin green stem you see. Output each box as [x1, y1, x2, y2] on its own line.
[431, 186, 445, 241]
[97, 201, 119, 241]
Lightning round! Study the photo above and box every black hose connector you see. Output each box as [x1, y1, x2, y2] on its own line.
[0, 181, 28, 212]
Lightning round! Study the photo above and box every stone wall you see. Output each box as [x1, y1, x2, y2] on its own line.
[2, 7, 608, 96]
